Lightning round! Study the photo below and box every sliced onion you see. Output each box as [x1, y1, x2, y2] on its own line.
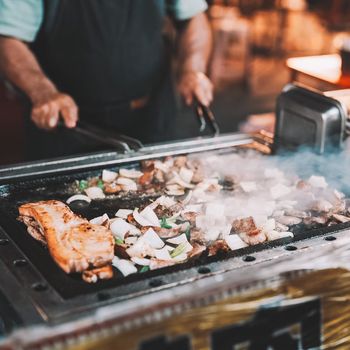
[154, 246, 172, 261]
[166, 185, 185, 196]
[115, 209, 133, 219]
[167, 171, 194, 189]
[133, 209, 154, 227]
[140, 206, 160, 227]
[166, 233, 188, 245]
[270, 184, 292, 199]
[90, 213, 109, 226]
[102, 169, 117, 183]
[112, 257, 137, 276]
[154, 160, 171, 173]
[124, 236, 138, 245]
[225, 235, 248, 250]
[143, 228, 165, 249]
[66, 194, 92, 204]
[155, 195, 177, 208]
[179, 167, 193, 184]
[308, 175, 328, 189]
[205, 203, 225, 218]
[265, 230, 294, 241]
[85, 187, 106, 200]
[121, 183, 138, 192]
[171, 252, 188, 262]
[110, 219, 134, 239]
[116, 177, 137, 186]
[131, 257, 151, 266]
[119, 168, 143, 179]
[126, 237, 154, 258]
[240, 181, 257, 193]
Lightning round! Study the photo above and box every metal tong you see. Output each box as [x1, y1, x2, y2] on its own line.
[58, 120, 143, 153]
[194, 99, 220, 136]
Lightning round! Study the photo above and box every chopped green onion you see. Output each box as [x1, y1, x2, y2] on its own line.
[185, 226, 191, 240]
[79, 180, 88, 191]
[115, 237, 124, 245]
[140, 266, 150, 273]
[170, 243, 187, 258]
[97, 179, 104, 189]
[160, 217, 172, 229]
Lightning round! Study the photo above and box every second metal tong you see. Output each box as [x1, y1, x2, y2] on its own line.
[194, 99, 220, 136]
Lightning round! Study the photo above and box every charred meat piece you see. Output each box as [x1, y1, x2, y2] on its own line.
[190, 228, 206, 245]
[232, 217, 267, 245]
[82, 265, 114, 283]
[18, 200, 115, 278]
[208, 240, 229, 256]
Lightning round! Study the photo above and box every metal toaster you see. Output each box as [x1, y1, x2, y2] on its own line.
[274, 83, 349, 154]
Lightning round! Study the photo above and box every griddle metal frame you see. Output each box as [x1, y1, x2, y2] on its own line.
[0, 132, 349, 345]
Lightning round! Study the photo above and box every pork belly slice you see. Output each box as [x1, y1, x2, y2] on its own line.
[18, 200, 115, 275]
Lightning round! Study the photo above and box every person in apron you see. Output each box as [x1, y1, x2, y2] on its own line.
[0, 0, 213, 159]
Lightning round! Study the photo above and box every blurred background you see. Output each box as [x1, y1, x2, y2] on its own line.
[1, 0, 350, 165]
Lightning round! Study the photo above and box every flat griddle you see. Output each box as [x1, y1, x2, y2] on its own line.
[0, 133, 349, 325]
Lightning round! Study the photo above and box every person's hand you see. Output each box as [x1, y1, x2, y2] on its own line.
[31, 92, 78, 130]
[177, 71, 213, 107]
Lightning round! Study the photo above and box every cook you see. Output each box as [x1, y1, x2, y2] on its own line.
[0, 0, 213, 158]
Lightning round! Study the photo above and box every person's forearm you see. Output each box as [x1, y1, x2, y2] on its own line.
[176, 12, 212, 75]
[0, 36, 77, 129]
[0, 36, 57, 104]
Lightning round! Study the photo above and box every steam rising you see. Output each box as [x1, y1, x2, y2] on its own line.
[186, 145, 350, 242]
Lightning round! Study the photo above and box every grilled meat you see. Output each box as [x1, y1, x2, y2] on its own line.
[18, 200, 115, 280]
[232, 217, 267, 245]
[82, 266, 114, 283]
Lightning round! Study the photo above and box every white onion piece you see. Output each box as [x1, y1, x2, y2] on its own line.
[166, 233, 188, 245]
[261, 218, 276, 232]
[102, 169, 117, 182]
[270, 184, 292, 199]
[131, 257, 151, 266]
[110, 219, 134, 239]
[154, 160, 171, 173]
[143, 228, 164, 249]
[155, 195, 177, 208]
[168, 172, 194, 189]
[124, 236, 138, 245]
[112, 257, 137, 276]
[166, 185, 185, 196]
[121, 183, 137, 192]
[154, 246, 172, 261]
[116, 177, 137, 186]
[240, 181, 257, 193]
[119, 168, 143, 179]
[85, 187, 106, 199]
[126, 237, 154, 258]
[265, 230, 294, 241]
[140, 206, 160, 227]
[182, 204, 202, 213]
[264, 168, 284, 179]
[225, 235, 248, 250]
[179, 167, 193, 183]
[205, 203, 225, 219]
[171, 253, 188, 262]
[115, 209, 133, 219]
[66, 194, 92, 204]
[133, 209, 154, 227]
[89, 213, 109, 225]
[308, 175, 328, 189]
[182, 191, 193, 206]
